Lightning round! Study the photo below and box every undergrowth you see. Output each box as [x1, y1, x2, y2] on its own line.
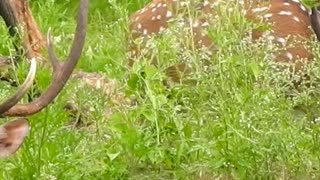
[0, 0, 320, 179]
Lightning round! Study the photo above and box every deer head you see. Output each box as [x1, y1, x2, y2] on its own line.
[128, 0, 317, 81]
[0, 0, 89, 157]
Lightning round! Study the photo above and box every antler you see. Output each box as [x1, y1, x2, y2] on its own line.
[0, 58, 36, 114]
[0, 0, 89, 117]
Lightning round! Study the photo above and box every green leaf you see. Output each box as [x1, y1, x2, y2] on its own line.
[144, 64, 159, 80]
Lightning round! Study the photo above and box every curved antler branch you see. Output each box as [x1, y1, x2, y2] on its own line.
[1, 0, 89, 117]
[0, 58, 36, 115]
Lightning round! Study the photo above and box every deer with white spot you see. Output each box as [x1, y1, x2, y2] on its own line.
[128, 0, 320, 82]
[0, 0, 88, 158]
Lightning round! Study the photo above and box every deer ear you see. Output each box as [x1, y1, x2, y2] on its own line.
[311, 6, 320, 41]
[0, 118, 29, 158]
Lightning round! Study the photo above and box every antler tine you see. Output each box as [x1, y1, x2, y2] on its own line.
[47, 29, 61, 72]
[0, 58, 36, 115]
[1, 0, 89, 117]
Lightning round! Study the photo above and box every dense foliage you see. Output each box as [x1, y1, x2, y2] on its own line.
[0, 0, 320, 179]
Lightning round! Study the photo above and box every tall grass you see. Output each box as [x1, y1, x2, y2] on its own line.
[0, 0, 320, 179]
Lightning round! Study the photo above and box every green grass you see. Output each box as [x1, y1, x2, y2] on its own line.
[1, 0, 320, 179]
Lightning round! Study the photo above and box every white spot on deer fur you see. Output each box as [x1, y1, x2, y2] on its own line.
[263, 13, 273, 18]
[278, 11, 292, 16]
[293, 16, 300, 22]
[193, 21, 200, 28]
[163, 3, 167, 7]
[252, 7, 269, 13]
[266, 35, 275, 41]
[166, 11, 173, 18]
[159, 26, 165, 32]
[137, 23, 142, 29]
[135, 16, 140, 21]
[276, 37, 286, 44]
[157, 3, 162, 8]
[299, 4, 306, 12]
[290, 0, 300, 3]
[286, 51, 293, 60]
[202, 21, 209, 27]
[143, 29, 148, 35]
[152, 16, 156, 20]
[283, 2, 290, 6]
[150, 3, 156, 8]
[156, 15, 162, 20]
[152, 8, 157, 12]
[140, 8, 146, 14]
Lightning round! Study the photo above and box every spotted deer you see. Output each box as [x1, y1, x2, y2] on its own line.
[0, 0, 88, 158]
[128, 0, 320, 82]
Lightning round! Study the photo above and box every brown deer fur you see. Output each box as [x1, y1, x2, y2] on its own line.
[128, 0, 317, 82]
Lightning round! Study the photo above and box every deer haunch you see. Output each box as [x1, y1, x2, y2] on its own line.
[128, 0, 318, 82]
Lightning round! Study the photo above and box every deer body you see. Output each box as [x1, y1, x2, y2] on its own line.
[247, 0, 314, 72]
[128, 0, 319, 80]
[129, 0, 215, 66]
